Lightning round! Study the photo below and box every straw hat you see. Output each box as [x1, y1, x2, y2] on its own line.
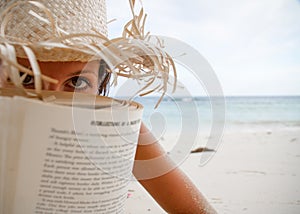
[0, 0, 108, 62]
[0, 0, 176, 105]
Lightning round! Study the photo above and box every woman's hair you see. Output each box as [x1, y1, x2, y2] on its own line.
[98, 59, 111, 96]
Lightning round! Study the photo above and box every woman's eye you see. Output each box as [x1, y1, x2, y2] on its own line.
[66, 76, 90, 90]
[20, 72, 34, 86]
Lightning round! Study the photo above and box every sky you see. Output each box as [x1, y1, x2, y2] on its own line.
[106, 0, 300, 96]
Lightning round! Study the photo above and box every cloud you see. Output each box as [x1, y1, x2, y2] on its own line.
[106, 0, 300, 96]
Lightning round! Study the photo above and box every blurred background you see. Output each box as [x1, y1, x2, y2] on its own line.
[106, 1, 300, 213]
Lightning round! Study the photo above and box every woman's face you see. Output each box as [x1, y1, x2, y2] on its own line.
[2, 58, 101, 95]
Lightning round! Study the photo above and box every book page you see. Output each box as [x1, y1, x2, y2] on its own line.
[2, 97, 27, 214]
[0, 97, 12, 214]
[6, 96, 143, 214]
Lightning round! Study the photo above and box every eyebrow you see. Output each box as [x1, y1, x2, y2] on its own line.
[67, 70, 97, 77]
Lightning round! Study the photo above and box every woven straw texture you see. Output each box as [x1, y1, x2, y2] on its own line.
[0, 0, 107, 61]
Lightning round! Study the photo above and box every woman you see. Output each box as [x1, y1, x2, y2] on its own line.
[0, 0, 216, 213]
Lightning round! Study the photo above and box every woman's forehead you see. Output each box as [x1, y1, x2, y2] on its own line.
[17, 58, 99, 67]
[17, 58, 100, 76]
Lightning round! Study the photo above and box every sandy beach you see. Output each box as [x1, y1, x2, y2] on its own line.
[125, 124, 300, 213]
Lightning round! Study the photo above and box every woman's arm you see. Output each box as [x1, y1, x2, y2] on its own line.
[133, 123, 217, 214]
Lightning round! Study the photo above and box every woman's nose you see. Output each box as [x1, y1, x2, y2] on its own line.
[43, 81, 61, 91]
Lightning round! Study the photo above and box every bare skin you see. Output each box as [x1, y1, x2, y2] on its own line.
[136, 124, 217, 213]
[0, 59, 216, 213]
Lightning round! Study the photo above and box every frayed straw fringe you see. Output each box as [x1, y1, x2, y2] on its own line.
[0, 0, 177, 108]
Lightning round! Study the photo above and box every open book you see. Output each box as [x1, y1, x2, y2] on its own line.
[0, 88, 143, 214]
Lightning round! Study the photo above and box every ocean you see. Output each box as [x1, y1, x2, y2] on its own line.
[135, 96, 300, 124]
[130, 96, 300, 152]
[133, 96, 300, 126]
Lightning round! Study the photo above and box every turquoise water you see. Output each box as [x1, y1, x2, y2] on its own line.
[123, 96, 300, 154]
[132, 96, 300, 131]
[223, 96, 300, 125]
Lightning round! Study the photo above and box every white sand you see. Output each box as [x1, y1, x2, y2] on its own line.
[125, 125, 300, 213]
